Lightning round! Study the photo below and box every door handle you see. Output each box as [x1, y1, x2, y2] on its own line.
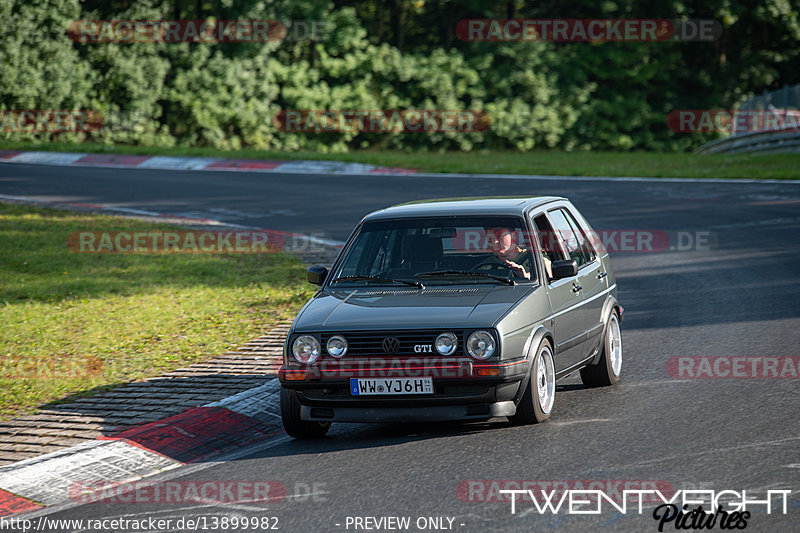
[597, 271, 607, 280]
[572, 284, 583, 293]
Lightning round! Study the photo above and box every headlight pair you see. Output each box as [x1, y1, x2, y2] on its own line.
[291, 330, 496, 364]
[292, 335, 347, 364]
[434, 331, 496, 359]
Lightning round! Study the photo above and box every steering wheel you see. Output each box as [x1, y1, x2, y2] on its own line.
[470, 259, 514, 276]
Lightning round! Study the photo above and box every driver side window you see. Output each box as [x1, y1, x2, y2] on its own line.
[533, 214, 567, 282]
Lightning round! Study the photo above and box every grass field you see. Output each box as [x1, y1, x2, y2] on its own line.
[0, 203, 313, 420]
[2, 141, 799, 179]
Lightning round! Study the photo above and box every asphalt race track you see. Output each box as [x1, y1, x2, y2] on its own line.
[1, 163, 799, 532]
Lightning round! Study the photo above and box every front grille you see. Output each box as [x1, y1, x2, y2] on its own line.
[321, 330, 468, 357]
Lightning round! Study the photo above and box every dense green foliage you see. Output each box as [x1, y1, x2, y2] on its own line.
[1, 0, 798, 151]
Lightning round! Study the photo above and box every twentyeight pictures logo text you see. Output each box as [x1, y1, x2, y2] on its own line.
[461, 482, 791, 531]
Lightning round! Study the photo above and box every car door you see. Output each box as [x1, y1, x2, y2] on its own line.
[547, 207, 607, 360]
[565, 204, 608, 355]
[532, 213, 586, 373]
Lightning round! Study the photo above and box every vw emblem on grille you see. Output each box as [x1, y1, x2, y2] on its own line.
[382, 336, 400, 354]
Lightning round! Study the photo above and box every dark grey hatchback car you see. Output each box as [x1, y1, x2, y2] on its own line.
[279, 197, 623, 438]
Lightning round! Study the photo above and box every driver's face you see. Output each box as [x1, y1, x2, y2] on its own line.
[488, 228, 514, 256]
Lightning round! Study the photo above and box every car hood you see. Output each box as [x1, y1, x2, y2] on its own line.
[294, 285, 536, 331]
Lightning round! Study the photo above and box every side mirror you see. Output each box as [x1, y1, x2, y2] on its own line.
[551, 259, 578, 280]
[307, 266, 328, 285]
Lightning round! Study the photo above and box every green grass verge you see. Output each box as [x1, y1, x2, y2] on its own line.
[2, 140, 799, 179]
[0, 203, 313, 420]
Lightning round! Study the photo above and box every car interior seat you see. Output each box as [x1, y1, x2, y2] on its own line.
[401, 234, 443, 273]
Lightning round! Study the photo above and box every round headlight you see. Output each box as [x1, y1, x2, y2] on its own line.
[466, 330, 496, 359]
[292, 335, 320, 364]
[326, 335, 348, 358]
[435, 332, 458, 356]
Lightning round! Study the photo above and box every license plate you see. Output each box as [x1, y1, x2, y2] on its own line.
[350, 377, 433, 396]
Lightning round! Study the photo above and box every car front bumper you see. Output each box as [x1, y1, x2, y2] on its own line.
[279, 356, 529, 423]
[298, 400, 517, 422]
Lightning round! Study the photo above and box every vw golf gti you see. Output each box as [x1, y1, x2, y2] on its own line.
[279, 197, 623, 438]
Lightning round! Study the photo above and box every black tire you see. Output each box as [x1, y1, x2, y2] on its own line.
[580, 310, 622, 388]
[512, 339, 555, 424]
[280, 387, 331, 439]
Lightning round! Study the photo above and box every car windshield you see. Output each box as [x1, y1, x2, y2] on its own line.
[329, 216, 536, 286]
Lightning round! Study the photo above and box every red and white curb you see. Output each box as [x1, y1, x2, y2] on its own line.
[0, 150, 416, 175]
[0, 150, 800, 185]
[0, 381, 284, 517]
[4, 149, 800, 184]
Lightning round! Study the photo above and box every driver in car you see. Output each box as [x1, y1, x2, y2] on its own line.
[485, 227, 532, 280]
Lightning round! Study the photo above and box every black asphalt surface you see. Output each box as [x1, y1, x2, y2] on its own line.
[2, 163, 799, 532]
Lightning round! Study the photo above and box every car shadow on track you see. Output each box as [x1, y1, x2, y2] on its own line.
[234, 380, 619, 462]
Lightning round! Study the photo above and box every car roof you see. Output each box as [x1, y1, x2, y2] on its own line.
[363, 196, 567, 220]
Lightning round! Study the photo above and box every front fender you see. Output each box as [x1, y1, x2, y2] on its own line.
[512, 325, 554, 405]
[589, 295, 623, 365]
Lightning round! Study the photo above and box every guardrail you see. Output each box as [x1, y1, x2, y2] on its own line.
[695, 124, 800, 154]
[696, 83, 800, 154]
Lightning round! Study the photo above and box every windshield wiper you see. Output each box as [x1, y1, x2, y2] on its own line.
[329, 275, 424, 289]
[414, 270, 516, 286]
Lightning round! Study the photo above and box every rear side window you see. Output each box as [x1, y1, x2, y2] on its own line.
[562, 207, 598, 263]
[547, 208, 596, 267]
